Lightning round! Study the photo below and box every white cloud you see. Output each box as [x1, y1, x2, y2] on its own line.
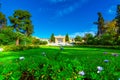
[57, 3, 78, 16]
[69, 31, 96, 38]
[69, 25, 97, 38]
[108, 5, 116, 14]
[56, 0, 88, 17]
[38, 0, 88, 18]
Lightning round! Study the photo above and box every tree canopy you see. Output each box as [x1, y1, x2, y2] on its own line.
[0, 12, 7, 29]
[50, 33, 55, 43]
[116, 5, 120, 36]
[9, 10, 34, 45]
[9, 10, 33, 36]
[74, 35, 82, 42]
[65, 33, 69, 42]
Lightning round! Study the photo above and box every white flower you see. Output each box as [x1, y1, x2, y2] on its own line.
[97, 66, 103, 71]
[78, 71, 85, 76]
[104, 60, 109, 63]
[19, 56, 25, 60]
[97, 70, 101, 73]
[0, 48, 3, 52]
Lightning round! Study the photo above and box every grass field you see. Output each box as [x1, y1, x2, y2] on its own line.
[0, 46, 120, 80]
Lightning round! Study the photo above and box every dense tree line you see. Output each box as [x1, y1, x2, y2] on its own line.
[92, 4, 120, 45]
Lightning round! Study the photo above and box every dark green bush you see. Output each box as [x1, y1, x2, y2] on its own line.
[39, 41, 48, 45]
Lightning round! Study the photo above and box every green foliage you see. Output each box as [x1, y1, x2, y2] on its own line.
[74, 35, 82, 42]
[0, 12, 7, 28]
[94, 12, 105, 36]
[65, 33, 69, 42]
[39, 40, 48, 45]
[117, 36, 120, 45]
[10, 10, 33, 36]
[9, 10, 34, 45]
[3, 45, 40, 51]
[99, 33, 116, 45]
[74, 45, 120, 49]
[50, 33, 55, 43]
[28, 37, 48, 45]
[84, 33, 94, 44]
[0, 27, 34, 46]
[116, 5, 120, 35]
[104, 20, 117, 35]
[32, 38, 40, 45]
[0, 47, 120, 79]
[0, 27, 16, 45]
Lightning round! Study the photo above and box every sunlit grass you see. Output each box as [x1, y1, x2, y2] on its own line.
[0, 46, 120, 79]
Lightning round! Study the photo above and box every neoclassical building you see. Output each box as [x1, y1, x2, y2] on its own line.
[54, 35, 75, 45]
[39, 35, 75, 46]
[54, 35, 65, 44]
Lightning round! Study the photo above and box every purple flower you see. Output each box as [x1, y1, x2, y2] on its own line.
[112, 53, 119, 57]
[104, 60, 109, 63]
[97, 66, 103, 73]
[78, 71, 85, 76]
[97, 66, 103, 71]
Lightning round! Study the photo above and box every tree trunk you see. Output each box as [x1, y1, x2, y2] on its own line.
[16, 37, 19, 46]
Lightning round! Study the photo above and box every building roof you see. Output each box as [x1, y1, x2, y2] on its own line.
[40, 38, 49, 40]
[54, 35, 65, 38]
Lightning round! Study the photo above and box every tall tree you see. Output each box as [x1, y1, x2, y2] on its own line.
[116, 5, 120, 36]
[9, 10, 33, 45]
[65, 33, 69, 42]
[94, 12, 105, 36]
[0, 12, 7, 29]
[50, 33, 55, 43]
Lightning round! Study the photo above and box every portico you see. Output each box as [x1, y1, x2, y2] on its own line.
[54, 35, 65, 44]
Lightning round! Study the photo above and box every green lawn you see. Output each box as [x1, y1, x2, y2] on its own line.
[0, 46, 120, 80]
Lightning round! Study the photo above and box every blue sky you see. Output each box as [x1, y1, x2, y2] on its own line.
[1, 0, 120, 38]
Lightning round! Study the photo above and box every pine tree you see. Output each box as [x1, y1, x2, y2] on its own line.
[0, 12, 7, 29]
[50, 33, 55, 43]
[65, 33, 69, 42]
[116, 5, 120, 36]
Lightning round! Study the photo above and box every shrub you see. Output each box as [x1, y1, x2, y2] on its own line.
[39, 41, 48, 45]
[3, 45, 40, 52]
